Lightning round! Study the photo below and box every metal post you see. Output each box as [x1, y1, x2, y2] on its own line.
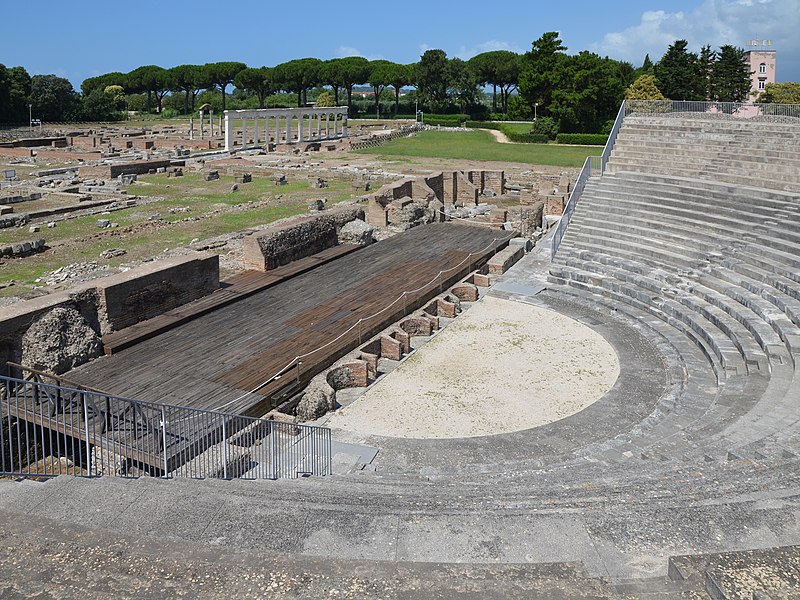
[222, 418, 228, 480]
[82, 392, 92, 477]
[160, 407, 168, 478]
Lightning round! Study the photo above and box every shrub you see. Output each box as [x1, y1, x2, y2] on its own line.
[507, 96, 532, 120]
[506, 132, 549, 143]
[423, 114, 468, 127]
[556, 133, 608, 145]
[530, 116, 559, 140]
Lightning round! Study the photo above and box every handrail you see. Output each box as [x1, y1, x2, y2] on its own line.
[550, 99, 628, 261]
[551, 156, 597, 261]
[624, 99, 800, 119]
[0, 370, 332, 480]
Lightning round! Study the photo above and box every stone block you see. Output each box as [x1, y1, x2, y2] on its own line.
[399, 316, 433, 337]
[487, 246, 524, 275]
[380, 335, 403, 361]
[473, 273, 491, 287]
[243, 207, 363, 271]
[544, 194, 567, 216]
[96, 253, 219, 333]
[450, 283, 479, 302]
[391, 329, 411, 354]
[327, 361, 369, 389]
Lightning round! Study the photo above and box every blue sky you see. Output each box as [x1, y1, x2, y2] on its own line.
[2, 0, 797, 88]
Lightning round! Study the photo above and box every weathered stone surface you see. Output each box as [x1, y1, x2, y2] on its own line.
[338, 219, 374, 246]
[243, 207, 364, 271]
[326, 361, 369, 389]
[296, 376, 336, 421]
[21, 307, 102, 374]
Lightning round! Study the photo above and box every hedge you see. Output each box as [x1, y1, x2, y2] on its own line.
[506, 132, 549, 144]
[464, 121, 549, 144]
[423, 114, 469, 127]
[556, 133, 608, 145]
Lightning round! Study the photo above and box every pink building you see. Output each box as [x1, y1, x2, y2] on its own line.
[744, 40, 776, 98]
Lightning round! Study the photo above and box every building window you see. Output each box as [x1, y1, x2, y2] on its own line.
[759, 63, 767, 73]
[759, 78, 766, 90]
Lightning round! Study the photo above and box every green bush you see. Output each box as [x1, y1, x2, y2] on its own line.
[507, 96, 532, 120]
[423, 113, 468, 127]
[506, 131, 549, 143]
[464, 120, 502, 131]
[530, 116, 559, 140]
[556, 133, 608, 145]
[464, 121, 548, 144]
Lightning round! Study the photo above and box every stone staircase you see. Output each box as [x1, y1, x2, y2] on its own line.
[549, 112, 800, 506]
[607, 114, 800, 193]
[4, 111, 800, 597]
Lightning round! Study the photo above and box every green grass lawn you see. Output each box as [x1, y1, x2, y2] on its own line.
[0, 173, 355, 296]
[356, 130, 600, 167]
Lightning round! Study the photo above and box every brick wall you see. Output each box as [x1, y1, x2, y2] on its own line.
[243, 207, 363, 271]
[97, 253, 219, 332]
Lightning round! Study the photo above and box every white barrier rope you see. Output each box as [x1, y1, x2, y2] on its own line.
[212, 236, 502, 411]
[439, 209, 519, 228]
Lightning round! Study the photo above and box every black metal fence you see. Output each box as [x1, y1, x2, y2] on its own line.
[0, 374, 331, 480]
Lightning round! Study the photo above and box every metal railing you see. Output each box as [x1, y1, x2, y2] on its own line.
[0, 371, 331, 480]
[624, 99, 800, 119]
[551, 155, 598, 260]
[551, 101, 626, 260]
[550, 98, 800, 261]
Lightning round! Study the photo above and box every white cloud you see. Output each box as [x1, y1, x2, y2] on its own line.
[593, 0, 800, 79]
[335, 46, 362, 58]
[333, 46, 385, 61]
[454, 40, 526, 60]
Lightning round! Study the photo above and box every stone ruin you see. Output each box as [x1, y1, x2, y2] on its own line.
[0, 253, 219, 374]
[365, 170, 507, 230]
[242, 206, 368, 272]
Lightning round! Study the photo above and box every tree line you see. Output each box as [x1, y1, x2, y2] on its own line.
[1, 33, 794, 134]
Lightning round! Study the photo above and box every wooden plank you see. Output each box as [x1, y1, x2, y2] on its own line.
[102, 244, 361, 354]
[70, 224, 515, 417]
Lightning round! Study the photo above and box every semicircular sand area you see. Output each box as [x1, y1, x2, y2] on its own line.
[325, 295, 621, 439]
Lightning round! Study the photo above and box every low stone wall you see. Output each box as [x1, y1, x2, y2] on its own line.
[242, 207, 364, 271]
[487, 246, 524, 275]
[97, 254, 219, 332]
[79, 160, 173, 180]
[0, 253, 220, 372]
[0, 238, 46, 257]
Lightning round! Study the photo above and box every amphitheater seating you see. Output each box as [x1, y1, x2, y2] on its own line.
[550, 111, 800, 465]
[607, 113, 800, 192]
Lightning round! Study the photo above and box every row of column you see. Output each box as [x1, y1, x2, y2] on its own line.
[224, 108, 348, 151]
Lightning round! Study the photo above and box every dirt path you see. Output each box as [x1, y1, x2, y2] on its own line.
[485, 128, 515, 144]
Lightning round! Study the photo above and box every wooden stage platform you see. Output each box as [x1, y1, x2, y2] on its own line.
[68, 223, 514, 418]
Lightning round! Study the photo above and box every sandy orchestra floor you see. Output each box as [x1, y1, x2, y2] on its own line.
[326, 295, 621, 439]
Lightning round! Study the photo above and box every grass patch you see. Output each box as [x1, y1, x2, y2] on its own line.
[356, 130, 599, 167]
[0, 172, 357, 296]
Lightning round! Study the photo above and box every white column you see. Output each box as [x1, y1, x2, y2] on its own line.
[264, 117, 269, 144]
[285, 114, 291, 143]
[224, 111, 234, 151]
[241, 116, 247, 148]
[316, 113, 321, 138]
[297, 115, 303, 142]
[325, 113, 330, 138]
[342, 112, 348, 137]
